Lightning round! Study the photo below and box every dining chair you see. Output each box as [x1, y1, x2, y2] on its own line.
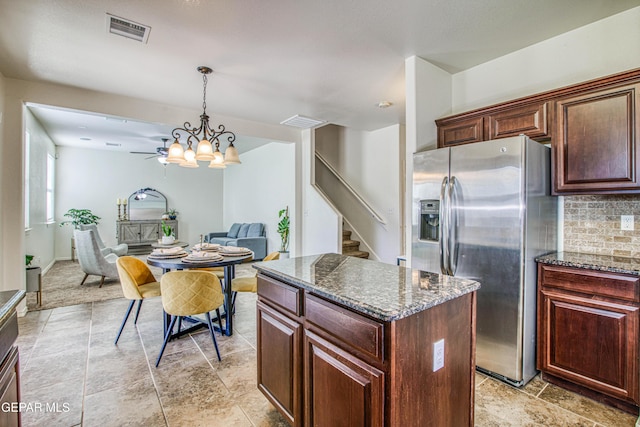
[156, 271, 225, 367]
[80, 224, 129, 256]
[230, 251, 280, 310]
[114, 256, 161, 344]
[74, 229, 120, 288]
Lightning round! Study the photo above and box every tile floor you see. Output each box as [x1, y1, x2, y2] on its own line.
[16, 293, 639, 426]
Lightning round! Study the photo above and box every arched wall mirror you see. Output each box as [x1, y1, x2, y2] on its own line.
[128, 188, 167, 220]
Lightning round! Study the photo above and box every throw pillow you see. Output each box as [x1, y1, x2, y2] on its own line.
[237, 223, 250, 238]
[247, 223, 264, 237]
[227, 223, 242, 238]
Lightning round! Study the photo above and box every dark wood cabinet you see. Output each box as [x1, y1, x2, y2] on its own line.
[436, 67, 640, 194]
[487, 101, 549, 140]
[257, 273, 476, 427]
[304, 331, 384, 427]
[257, 301, 302, 426]
[438, 116, 484, 147]
[554, 83, 640, 194]
[537, 264, 640, 412]
[0, 347, 20, 427]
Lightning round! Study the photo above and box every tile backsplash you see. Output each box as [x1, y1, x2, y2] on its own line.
[563, 195, 640, 258]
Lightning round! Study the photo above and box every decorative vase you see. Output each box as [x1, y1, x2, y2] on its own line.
[162, 235, 175, 245]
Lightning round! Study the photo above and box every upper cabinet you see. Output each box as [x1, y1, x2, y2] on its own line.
[436, 68, 640, 195]
[554, 83, 640, 194]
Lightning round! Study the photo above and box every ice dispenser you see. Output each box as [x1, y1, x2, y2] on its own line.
[419, 200, 439, 242]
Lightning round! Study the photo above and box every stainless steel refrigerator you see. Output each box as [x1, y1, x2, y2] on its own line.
[412, 135, 556, 386]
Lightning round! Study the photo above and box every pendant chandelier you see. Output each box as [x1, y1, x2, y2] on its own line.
[166, 66, 240, 168]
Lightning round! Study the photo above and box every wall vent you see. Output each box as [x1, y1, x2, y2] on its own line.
[280, 115, 326, 129]
[106, 14, 151, 43]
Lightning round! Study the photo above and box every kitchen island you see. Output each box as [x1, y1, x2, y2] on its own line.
[253, 253, 480, 427]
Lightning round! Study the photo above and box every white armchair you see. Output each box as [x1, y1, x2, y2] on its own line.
[79, 224, 128, 256]
[74, 229, 119, 288]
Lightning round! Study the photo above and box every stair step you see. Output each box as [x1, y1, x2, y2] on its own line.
[342, 239, 360, 250]
[345, 250, 369, 259]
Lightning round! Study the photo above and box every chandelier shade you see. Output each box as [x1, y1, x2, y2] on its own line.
[169, 66, 240, 168]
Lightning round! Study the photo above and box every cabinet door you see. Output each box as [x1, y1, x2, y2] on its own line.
[304, 330, 384, 427]
[487, 102, 549, 140]
[257, 301, 302, 426]
[0, 347, 20, 427]
[140, 223, 159, 243]
[120, 223, 141, 244]
[437, 116, 484, 148]
[554, 83, 640, 194]
[538, 289, 639, 403]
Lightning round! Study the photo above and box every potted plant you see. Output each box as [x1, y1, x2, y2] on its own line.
[26, 254, 42, 305]
[161, 221, 175, 245]
[167, 209, 178, 220]
[60, 208, 101, 229]
[60, 209, 100, 262]
[277, 206, 290, 258]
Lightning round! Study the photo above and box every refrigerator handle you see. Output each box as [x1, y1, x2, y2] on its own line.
[448, 176, 458, 275]
[439, 176, 449, 275]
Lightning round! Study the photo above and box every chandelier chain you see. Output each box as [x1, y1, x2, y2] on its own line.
[202, 73, 208, 114]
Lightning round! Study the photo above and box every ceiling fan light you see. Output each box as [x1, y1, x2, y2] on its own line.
[224, 144, 241, 164]
[195, 138, 214, 161]
[157, 156, 169, 164]
[166, 140, 185, 163]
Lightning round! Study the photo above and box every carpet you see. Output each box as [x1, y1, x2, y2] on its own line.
[25, 258, 256, 312]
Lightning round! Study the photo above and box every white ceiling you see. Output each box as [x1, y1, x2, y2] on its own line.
[2, 0, 640, 153]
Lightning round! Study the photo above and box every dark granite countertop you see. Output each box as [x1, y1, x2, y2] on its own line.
[0, 290, 25, 327]
[253, 253, 480, 322]
[536, 252, 640, 276]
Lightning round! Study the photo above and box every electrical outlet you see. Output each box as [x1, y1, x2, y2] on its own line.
[433, 339, 444, 372]
[621, 215, 634, 231]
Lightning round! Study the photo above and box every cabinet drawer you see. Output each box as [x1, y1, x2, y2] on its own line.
[257, 274, 302, 316]
[305, 294, 384, 362]
[540, 265, 640, 302]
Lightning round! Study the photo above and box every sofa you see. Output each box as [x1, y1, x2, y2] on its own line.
[205, 223, 267, 260]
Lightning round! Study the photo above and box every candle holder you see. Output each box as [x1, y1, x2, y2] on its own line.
[117, 203, 122, 221]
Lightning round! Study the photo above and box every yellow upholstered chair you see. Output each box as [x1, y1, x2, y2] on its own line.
[155, 271, 225, 367]
[230, 251, 280, 309]
[114, 256, 161, 344]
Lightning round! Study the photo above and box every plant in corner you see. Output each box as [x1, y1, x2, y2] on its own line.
[59, 209, 101, 229]
[277, 206, 290, 255]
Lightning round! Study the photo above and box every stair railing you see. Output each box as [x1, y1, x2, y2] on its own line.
[315, 152, 386, 225]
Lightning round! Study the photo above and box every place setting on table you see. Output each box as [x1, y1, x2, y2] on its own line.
[146, 242, 254, 336]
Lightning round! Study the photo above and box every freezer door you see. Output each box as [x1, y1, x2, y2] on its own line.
[411, 148, 449, 273]
[449, 136, 526, 383]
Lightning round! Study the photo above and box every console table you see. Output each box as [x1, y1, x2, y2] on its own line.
[116, 220, 178, 253]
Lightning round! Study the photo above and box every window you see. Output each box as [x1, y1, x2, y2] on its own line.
[46, 153, 55, 223]
[24, 132, 30, 229]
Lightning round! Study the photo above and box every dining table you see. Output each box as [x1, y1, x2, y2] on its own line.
[146, 252, 253, 337]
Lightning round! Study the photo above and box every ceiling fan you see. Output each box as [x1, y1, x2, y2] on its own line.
[131, 138, 170, 162]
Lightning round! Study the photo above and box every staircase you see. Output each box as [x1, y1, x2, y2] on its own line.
[342, 230, 369, 259]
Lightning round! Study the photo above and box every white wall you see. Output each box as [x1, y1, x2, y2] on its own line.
[404, 56, 452, 266]
[301, 129, 341, 256]
[24, 108, 57, 271]
[223, 142, 296, 255]
[315, 124, 405, 264]
[452, 6, 640, 113]
[55, 146, 225, 258]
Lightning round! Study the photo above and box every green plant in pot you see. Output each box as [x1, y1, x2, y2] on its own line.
[161, 221, 175, 245]
[277, 206, 290, 258]
[60, 209, 100, 229]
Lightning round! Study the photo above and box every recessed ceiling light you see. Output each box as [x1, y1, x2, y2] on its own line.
[80, 137, 91, 141]
[78, 126, 87, 129]
[377, 101, 392, 108]
[105, 142, 121, 147]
